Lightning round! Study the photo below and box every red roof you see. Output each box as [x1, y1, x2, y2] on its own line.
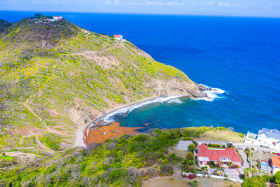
[271, 155, 280, 168]
[197, 144, 242, 162]
[114, 34, 121, 37]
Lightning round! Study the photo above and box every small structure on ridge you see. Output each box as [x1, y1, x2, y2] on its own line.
[114, 34, 124, 41]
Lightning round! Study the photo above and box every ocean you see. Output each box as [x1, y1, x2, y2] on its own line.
[1, 11, 280, 134]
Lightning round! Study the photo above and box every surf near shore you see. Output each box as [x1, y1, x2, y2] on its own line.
[77, 84, 225, 148]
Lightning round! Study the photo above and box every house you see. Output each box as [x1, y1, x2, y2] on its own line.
[53, 16, 63, 21]
[258, 128, 280, 148]
[52, 16, 63, 21]
[46, 16, 63, 22]
[271, 155, 280, 174]
[245, 128, 280, 150]
[196, 144, 242, 168]
[244, 131, 257, 143]
[114, 34, 123, 41]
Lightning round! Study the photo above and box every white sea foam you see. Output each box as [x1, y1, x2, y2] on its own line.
[102, 96, 183, 124]
[195, 85, 226, 102]
[167, 98, 183, 104]
[92, 85, 226, 125]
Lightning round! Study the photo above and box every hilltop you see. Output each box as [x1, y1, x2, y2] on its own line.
[0, 15, 205, 154]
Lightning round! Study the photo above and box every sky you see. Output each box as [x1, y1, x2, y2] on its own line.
[1, 0, 280, 17]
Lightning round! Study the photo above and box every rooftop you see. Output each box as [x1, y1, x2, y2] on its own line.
[272, 155, 280, 168]
[197, 144, 242, 162]
[258, 128, 280, 140]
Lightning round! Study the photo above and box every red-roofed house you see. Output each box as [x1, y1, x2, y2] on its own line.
[271, 155, 280, 174]
[197, 144, 242, 168]
[114, 34, 123, 41]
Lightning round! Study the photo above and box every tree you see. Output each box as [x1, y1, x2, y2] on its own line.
[244, 168, 250, 177]
[181, 160, 188, 171]
[209, 161, 215, 168]
[242, 176, 267, 187]
[188, 144, 196, 152]
[185, 152, 194, 161]
[226, 143, 233, 148]
[192, 141, 198, 147]
[274, 171, 280, 184]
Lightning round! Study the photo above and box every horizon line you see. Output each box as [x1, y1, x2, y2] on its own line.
[1, 9, 280, 19]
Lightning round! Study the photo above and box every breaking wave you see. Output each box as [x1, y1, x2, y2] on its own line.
[195, 84, 226, 102]
[93, 85, 226, 125]
[103, 96, 183, 123]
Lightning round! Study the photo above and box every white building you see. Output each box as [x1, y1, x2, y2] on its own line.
[114, 34, 124, 41]
[53, 16, 63, 21]
[244, 128, 280, 151]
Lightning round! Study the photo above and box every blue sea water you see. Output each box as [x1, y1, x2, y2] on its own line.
[1, 11, 280, 134]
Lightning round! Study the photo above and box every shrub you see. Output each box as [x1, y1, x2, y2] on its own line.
[273, 171, 280, 185]
[160, 164, 173, 176]
[39, 133, 61, 151]
[188, 144, 196, 152]
[226, 143, 233, 148]
[209, 161, 215, 168]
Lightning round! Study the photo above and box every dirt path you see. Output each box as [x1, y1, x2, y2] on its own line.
[23, 99, 44, 124]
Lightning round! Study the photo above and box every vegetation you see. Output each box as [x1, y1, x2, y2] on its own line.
[0, 14, 197, 153]
[0, 128, 204, 186]
[39, 133, 62, 151]
[207, 143, 225, 148]
[188, 144, 196, 152]
[0, 15, 248, 187]
[242, 171, 280, 186]
[242, 176, 268, 187]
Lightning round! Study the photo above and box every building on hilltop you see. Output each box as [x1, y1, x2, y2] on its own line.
[53, 16, 63, 21]
[244, 128, 280, 151]
[47, 16, 63, 22]
[114, 34, 124, 41]
[196, 144, 242, 168]
[271, 155, 280, 174]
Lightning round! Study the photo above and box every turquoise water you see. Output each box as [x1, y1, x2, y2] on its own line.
[1, 11, 280, 133]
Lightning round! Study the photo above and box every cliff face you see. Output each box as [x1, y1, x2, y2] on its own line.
[0, 16, 203, 151]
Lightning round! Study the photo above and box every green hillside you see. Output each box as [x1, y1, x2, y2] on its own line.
[0, 15, 202, 153]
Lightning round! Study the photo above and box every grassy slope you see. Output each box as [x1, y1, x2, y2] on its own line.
[0, 16, 195, 152]
[0, 127, 243, 186]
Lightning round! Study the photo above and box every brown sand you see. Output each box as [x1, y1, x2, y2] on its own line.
[85, 122, 141, 144]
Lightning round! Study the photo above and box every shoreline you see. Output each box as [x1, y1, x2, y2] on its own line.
[78, 95, 185, 148]
[75, 85, 225, 148]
